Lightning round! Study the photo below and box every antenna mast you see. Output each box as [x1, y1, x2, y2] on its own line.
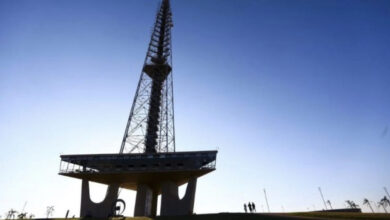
[318, 187, 328, 210]
[385, 187, 390, 198]
[263, 188, 270, 213]
[21, 201, 27, 213]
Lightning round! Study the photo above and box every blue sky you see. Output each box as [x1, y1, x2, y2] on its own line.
[1, 0, 389, 217]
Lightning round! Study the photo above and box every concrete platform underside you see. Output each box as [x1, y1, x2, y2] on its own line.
[61, 169, 211, 191]
[59, 151, 217, 218]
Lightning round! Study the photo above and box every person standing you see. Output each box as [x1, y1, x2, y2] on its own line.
[248, 202, 253, 213]
[244, 203, 247, 213]
[252, 202, 256, 212]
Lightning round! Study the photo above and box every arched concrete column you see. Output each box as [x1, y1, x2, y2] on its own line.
[160, 177, 197, 216]
[80, 179, 119, 218]
[134, 184, 158, 217]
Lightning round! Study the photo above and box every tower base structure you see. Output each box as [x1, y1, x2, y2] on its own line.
[59, 151, 217, 217]
[160, 178, 197, 216]
[133, 178, 197, 217]
[80, 180, 119, 218]
[134, 184, 158, 216]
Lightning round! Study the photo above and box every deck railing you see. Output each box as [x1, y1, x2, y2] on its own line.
[59, 155, 216, 174]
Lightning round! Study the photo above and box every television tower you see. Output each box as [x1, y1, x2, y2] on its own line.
[120, 0, 175, 154]
[59, 0, 217, 218]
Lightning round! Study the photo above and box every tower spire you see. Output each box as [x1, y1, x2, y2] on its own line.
[120, 0, 175, 154]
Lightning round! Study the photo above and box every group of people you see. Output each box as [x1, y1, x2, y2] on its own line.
[244, 202, 256, 213]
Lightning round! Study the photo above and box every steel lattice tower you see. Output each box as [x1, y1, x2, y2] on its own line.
[120, 0, 175, 154]
[59, 1, 217, 217]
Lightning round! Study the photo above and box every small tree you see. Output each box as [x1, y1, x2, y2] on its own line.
[363, 198, 374, 213]
[46, 206, 55, 218]
[379, 196, 390, 213]
[6, 209, 18, 220]
[17, 213, 27, 219]
[346, 200, 359, 209]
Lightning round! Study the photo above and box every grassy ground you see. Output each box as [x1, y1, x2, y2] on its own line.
[156, 213, 317, 219]
[156, 212, 390, 220]
[286, 212, 390, 219]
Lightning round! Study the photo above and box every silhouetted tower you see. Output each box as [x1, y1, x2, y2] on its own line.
[120, 0, 175, 154]
[59, 0, 217, 217]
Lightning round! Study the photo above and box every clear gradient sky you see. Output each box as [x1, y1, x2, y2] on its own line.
[1, 0, 390, 217]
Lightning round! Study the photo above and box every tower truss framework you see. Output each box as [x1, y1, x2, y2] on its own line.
[59, 0, 218, 217]
[120, 0, 175, 154]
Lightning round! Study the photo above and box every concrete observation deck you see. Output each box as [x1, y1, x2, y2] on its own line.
[59, 150, 217, 192]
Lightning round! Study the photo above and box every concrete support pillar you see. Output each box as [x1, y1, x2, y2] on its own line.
[80, 179, 119, 218]
[160, 177, 197, 216]
[151, 190, 158, 216]
[134, 184, 158, 217]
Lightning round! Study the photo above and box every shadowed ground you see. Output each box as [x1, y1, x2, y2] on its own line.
[156, 213, 390, 220]
[27, 212, 390, 220]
